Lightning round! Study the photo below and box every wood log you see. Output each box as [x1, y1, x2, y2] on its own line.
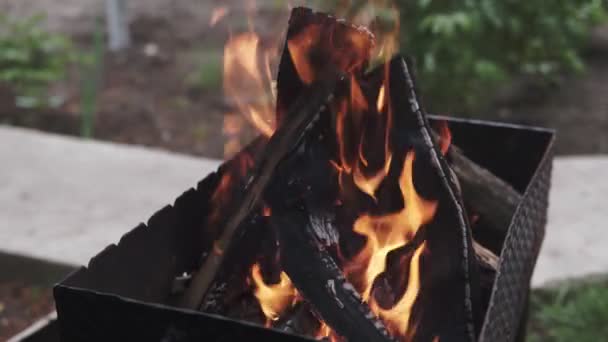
[448, 145, 523, 240]
[179, 74, 342, 309]
[274, 302, 319, 336]
[276, 7, 374, 125]
[273, 209, 395, 342]
[195, 6, 371, 314]
[473, 240, 499, 271]
[382, 55, 480, 341]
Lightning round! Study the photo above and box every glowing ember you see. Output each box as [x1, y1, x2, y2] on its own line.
[250, 263, 298, 324]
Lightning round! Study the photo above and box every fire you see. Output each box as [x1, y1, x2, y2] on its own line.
[209, 6, 229, 27]
[353, 152, 392, 200]
[350, 76, 369, 112]
[436, 120, 452, 156]
[215, 2, 439, 340]
[223, 32, 276, 139]
[377, 85, 386, 112]
[373, 242, 426, 339]
[344, 151, 437, 339]
[250, 263, 298, 324]
[316, 321, 342, 342]
[287, 24, 322, 85]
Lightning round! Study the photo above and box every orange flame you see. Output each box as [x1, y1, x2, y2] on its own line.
[287, 24, 322, 85]
[350, 76, 369, 112]
[223, 32, 276, 139]
[250, 263, 298, 325]
[373, 243, 426, 339]
[209, 6, 229, 27]
[436, 121, 452, 156]
[316, 321, 342, 342]
[377, 85, 386, 112]
[353, 153, 392, 200]
[216, 3, 438, 340]
[344, 151, 437, 339]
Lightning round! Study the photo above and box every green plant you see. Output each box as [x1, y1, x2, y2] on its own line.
[0, 14, 73, 108]
[527, 278, 608, 341]
[327, 0, 608, 113]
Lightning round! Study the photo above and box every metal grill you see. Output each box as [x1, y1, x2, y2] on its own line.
[53, 118, 555, 342]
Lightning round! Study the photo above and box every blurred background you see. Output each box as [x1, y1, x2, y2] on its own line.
[0, 0, 607, 341]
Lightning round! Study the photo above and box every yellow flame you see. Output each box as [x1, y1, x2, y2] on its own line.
[344, 151, 437, 339]
[223, 32, 276, 138]
[374, 243, 426, 339]
[353, 153, 392, 200]
[250, 263, 298, 324]
[377, 85, 386, 112]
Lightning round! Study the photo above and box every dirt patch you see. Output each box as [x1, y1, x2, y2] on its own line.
[0, 2, 293, 159]
[0, 281, 54, 341]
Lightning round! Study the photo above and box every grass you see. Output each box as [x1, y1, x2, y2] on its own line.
[527, 276, 608, 341]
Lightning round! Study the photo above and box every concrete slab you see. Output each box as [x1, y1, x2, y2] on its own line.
[532, 156, 608, 286]
[1, 126, 607, 287]
[0, 125, 220, 265]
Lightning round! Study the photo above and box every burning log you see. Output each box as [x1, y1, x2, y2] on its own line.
[189, 6, 499, 340]
[179, 73, 343, 310]
[276, 7, 374, 125]
[269, 7, 487, 340]
[273, 208, 395, 342]
[377, 55, 480, 341]
[274, 302, 319, 336]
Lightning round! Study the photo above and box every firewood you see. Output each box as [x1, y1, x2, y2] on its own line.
[274, 302, 319, 336]
[179, 74, 342, 310]
[273, 209, 395, 342]
[382, 55, 480, 341]
[448, 145, 522, 238]
[276, 7, 374, 125]
[430, 119, 521, 240]
[473, 240, 499, 271]
[195, 6, 375, 315]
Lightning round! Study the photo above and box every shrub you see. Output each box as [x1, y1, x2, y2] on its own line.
[0, 14, 73, 108]
[326, 0, 607, 113]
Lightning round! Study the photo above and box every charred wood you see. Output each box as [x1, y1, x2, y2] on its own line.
[274, 209, 394, 342]
[385, 55, 480, 341]
[276, 7, 374, 124]
[448, 145, 523, 241]
[179, 74, 342, 310]
[274, 302, 320, 336]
